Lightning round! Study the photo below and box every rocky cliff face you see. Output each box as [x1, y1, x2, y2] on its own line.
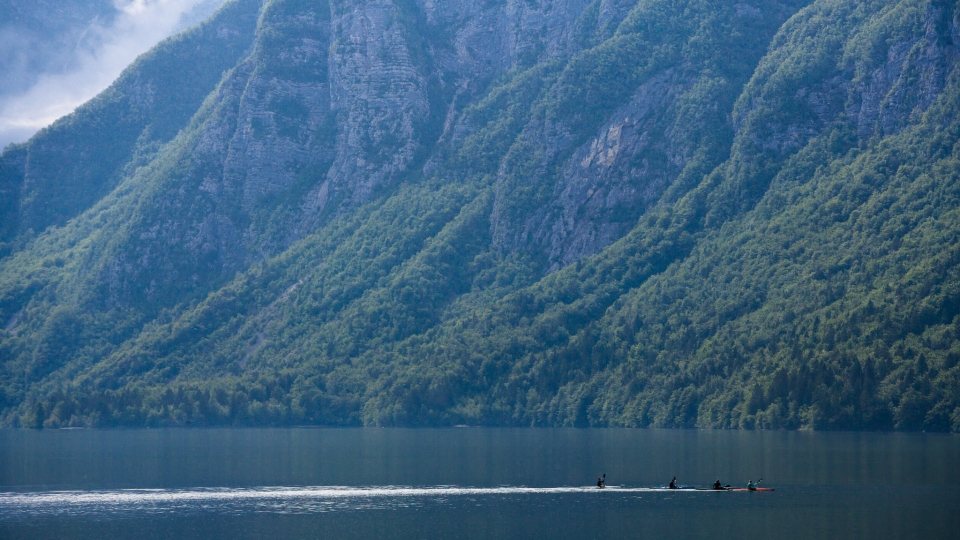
[60, 0, 648, 309]
[0, 0, 681, 281]
[536, 69, 693, 270]
[847, 1, 958, 140]
[487, 0, 809, 270]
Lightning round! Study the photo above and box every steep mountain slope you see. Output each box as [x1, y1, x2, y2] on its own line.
[0, 0, 957, 432]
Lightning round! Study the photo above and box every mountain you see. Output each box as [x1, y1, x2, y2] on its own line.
[0, 0, 958, 431]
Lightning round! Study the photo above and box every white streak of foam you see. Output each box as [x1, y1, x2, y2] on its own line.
[0, 485, 689, 508]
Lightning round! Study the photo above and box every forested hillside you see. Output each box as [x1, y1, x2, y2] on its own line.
[1, 0, 958, 431]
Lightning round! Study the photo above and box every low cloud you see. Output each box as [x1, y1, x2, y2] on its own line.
[0, 0, 224, 151]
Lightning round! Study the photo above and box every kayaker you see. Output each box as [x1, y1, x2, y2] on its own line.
[713, 480, 724, 490]
[747, 480, 756, 491]
[597, 474, 606, 488]
[668, 477, 677, 489]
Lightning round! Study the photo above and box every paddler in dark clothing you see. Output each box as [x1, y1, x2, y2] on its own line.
[747, 480, 757, 491]
[713, 480, 724, 490]
[668, 477, 678, 489]
[597, 474, 606, 488]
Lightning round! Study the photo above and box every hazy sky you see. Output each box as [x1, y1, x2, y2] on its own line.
[0, 0, 224, 150]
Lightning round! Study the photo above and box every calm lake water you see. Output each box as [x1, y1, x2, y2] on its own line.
[1, 428, 958, 539]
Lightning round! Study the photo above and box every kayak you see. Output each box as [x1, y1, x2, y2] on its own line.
[588, 486, 775, 492]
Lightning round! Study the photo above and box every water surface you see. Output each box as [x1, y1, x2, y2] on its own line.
[1, 428, 957, 539]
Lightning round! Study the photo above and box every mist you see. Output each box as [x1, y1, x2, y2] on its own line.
[0, 0, 225, 150]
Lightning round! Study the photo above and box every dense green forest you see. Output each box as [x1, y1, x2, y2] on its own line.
[1, 0, 958, 431]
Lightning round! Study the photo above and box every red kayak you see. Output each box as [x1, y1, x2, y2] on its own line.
[728, 487, 775, 491]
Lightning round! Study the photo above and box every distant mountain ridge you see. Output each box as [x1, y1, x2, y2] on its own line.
[0, 0, 958, 431]
[0, 0, 227, 148]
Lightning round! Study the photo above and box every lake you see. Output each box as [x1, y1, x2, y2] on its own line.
[1, 428, 958, 539]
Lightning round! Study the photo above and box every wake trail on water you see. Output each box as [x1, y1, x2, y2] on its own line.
[0, 485, 717, 518]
